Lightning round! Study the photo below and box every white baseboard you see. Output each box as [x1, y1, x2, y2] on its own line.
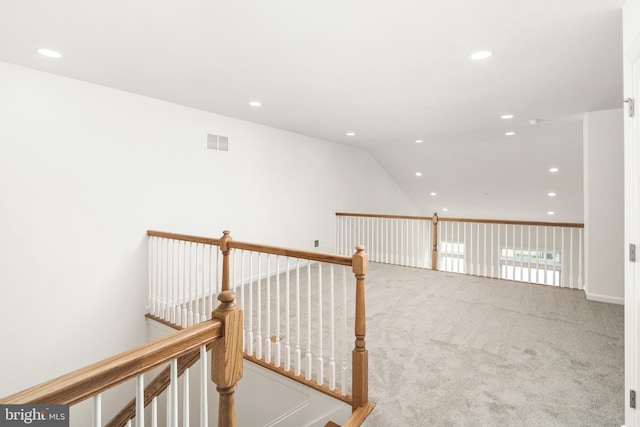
[584, 289, 624, 305]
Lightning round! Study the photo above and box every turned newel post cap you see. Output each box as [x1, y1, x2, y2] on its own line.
[433, 212, 438, 224]
[352, 245, 368, 275]
[217, 290, 237, 310]
[220, 230, 232, 252]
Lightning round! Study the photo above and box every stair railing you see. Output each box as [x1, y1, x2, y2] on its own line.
[336, 212, 584, 289]
[146, 230, 371, 413]
[0, 290, 243, 427]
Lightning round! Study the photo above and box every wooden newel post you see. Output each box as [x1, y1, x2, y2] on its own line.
[211, 290, 243, 427]
[432, 213, 439, 271]
[220, 230, 232, 292]
[352, 245, 369, 410]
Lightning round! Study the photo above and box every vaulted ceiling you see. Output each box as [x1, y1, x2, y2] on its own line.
[0, 0, 624, 222]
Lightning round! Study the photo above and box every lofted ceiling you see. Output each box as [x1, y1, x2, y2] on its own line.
[0, 0, 624, 222]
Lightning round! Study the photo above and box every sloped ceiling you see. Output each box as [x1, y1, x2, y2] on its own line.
[0, 0, 624, 221]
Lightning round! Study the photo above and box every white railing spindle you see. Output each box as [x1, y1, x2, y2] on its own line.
[135, 375, 144, 427]
[200, 345, 208, 427]
[93, 394, 101, 427]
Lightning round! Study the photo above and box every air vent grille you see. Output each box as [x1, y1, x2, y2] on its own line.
[207, 133, 229, 151]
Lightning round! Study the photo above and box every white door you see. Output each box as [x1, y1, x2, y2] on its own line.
[625, 35, 640, 427]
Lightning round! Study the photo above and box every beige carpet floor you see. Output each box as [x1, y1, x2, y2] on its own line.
[360, 262, 624, 427]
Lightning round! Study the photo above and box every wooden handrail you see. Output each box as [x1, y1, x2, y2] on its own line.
[0, 320, 222, 405]
[147, 230, 353, 266]
[336, 212, 434, 221]
[341, 402, 376, 426]
[106, 346, 207, 427]
[335, 213, 584, 228]
[229, 241, 353, 266]
[147, 230, 222, 245]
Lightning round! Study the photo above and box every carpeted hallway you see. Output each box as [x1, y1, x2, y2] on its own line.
[360, 262, 624, 427]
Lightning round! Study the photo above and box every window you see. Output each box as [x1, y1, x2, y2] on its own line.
[440, 241, 465, 273]
[499, 248, 561, 286]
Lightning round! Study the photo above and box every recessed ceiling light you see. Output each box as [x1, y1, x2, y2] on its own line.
[548, 192, 556, 197]
[549, 167, 559, 173]
[346, 132, 355, 136]
[415, 139, 423, 143]
[249, 101, 262, 107]
[505, 132, 516, 136]
[500, 114, 514, 119]
[547, 211, 555, 215]
[37, 48, 62, 58]
[442, 208, 448, 212]
[471, 50, 493, 60]
[430, 192, 437, 196]
[415, 172, 422, 177]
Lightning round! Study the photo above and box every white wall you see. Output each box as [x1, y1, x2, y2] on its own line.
[0, 60, 418, 398]
[583, 108, 624, 304]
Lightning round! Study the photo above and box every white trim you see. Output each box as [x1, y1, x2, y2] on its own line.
[584, 289, 624, 305]
[624, 8, 640, 426]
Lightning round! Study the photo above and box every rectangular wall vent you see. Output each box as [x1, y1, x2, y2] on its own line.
[207, 133, 229, 151]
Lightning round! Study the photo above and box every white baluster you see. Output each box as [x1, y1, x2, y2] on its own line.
[275, 256, 282, 368]
[578, 228, 583, 290]
[561, 228, 566, 287]
[284, 258, 291, 371]
[93, 394, 101, 427]
[148, 237, 153, 315]
[527, 226, 532, 282]
[266, 254, 272, 364]
[535, 226, 540, 283]
[544, 226, 549, 284]
[295, 260, 301, 376]
[477, 223, 481, 275]
[483, 223, 487, 276]
[512, 224, 516, 280]
[200, 345, 208, 427]
[215, 249, 221, 297]
[162, 238, 168, 321]
[518, 225, 524, 282]
[208, 244, 215, 316]
[151, 397, 158, 427]
[317, 263, 324, 386]
[202, 242, 208, 320]
[247, 252, 254, 356]
[126, 420, 132, 427]
[183, 368, 190, 427]
[553, 227, 557, 286]
[341, 266, 348, 396]
[136, 374, 144, 427]
[305, 262, 312, 380]
[570, 228, 575, 289]
[329, 264, 336, 390]
[166, 369, 172, 427]
[170, 239, 176, 325]
[490, 224, 495, 278]
[188, 242, 195, 327]
[240, 250, 246, 350]
[257, 253, 263, 360]
[194, 244, 201, 323]
[178, 241, 185, 327]
[170, 359, 178, 427]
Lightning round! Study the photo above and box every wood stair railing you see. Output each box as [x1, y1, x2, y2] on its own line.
[106, 345, 208, 427]
[146, 229, 374, 426]
[0, 290, 243, 427]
